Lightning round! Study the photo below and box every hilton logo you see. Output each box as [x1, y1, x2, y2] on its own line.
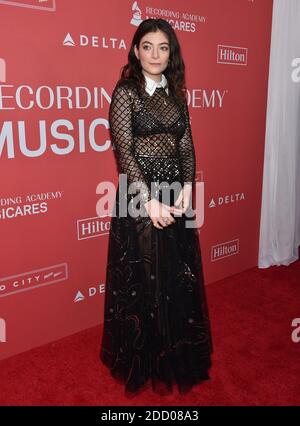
[217, 45, 248, 66]
[77, 216, 111, 240]
[211, 239, 239, 261]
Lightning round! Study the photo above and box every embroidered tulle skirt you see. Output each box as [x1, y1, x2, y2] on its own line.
[100, 155, 213, 395]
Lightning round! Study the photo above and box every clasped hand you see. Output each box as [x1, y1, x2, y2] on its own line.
[143, 185, 192, 230]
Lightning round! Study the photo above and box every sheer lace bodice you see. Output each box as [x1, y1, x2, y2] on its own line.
[108, 81, 196, 204]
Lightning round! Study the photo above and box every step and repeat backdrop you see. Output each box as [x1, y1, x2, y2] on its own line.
[0, 0, 273, 359]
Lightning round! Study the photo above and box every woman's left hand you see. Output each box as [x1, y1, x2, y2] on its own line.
[171, 184, 193, 215]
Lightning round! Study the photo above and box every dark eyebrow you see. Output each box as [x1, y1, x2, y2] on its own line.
[142, 41, 169, 45]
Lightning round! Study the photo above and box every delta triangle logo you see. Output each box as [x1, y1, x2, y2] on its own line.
[63, 33, 75, 47]
[209, 199, 216, 208]
[74, 291, 85, 303]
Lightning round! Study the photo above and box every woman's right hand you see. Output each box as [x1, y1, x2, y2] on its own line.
[143, 198, 182, 230]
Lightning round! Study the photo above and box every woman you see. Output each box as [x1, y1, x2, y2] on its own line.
[100, 18, 213, 396]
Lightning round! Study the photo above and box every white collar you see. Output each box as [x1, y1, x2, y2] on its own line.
[144, 73, 169, 96]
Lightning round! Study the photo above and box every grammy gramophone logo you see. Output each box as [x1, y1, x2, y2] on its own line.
[130, 1, 143, 27]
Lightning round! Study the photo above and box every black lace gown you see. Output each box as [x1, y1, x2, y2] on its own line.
[100, 79, 213, 395]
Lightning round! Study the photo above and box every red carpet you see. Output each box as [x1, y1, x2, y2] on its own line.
[0, 260, 300, 406]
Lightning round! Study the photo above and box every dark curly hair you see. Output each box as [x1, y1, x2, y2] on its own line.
[118, 18, 187, 105]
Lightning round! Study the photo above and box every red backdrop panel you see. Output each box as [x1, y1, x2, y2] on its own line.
[0, 0, 273, 359]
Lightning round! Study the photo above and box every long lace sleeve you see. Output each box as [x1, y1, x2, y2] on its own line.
[179, 99, 196, 186]
[109, 83, 152, 204]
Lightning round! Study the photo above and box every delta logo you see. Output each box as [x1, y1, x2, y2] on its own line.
[74, 284, 105, 303]
[63, 33, 126, 50]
